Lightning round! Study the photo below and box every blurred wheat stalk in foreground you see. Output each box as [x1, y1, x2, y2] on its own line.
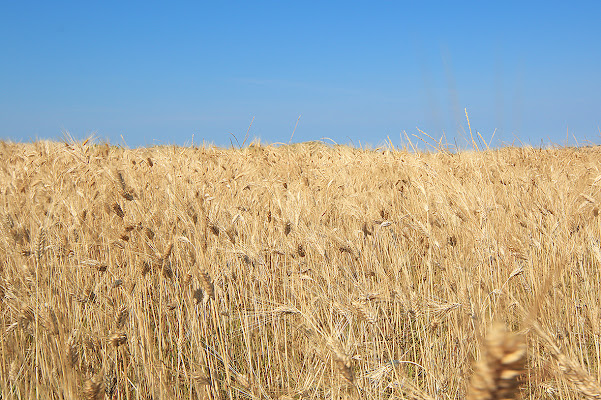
[467, 324, 526, 400]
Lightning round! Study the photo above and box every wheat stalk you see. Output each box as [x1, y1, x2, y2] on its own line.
[532, 321, 601, 399]
[467, 323, 526, 400]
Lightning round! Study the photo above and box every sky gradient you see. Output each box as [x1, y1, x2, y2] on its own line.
[1, 2, 600, 149]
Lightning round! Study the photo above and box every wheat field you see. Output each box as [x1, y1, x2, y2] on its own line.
[1, 139, 601, 399]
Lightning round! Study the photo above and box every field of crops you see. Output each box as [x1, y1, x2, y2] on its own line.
[1, 139, 601, 399]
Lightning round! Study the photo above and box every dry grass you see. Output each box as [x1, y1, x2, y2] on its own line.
[1, 139, 601, 399]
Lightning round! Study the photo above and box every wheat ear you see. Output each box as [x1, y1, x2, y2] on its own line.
[467, 323, 526, 400]
[532, 321, 601, 399]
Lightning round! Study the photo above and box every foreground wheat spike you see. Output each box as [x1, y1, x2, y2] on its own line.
[532, 321, 601, 399]
[554, 353, 601, 399]
[467, 323, 526, 400]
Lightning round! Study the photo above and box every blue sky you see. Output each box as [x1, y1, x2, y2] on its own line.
[1, 2, 600, 148]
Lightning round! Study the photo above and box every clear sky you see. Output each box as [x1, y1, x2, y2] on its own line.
[1, 2, 600, 149]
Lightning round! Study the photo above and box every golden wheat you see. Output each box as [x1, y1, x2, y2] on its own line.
[1, 140, 601, 399]
[83, 373, 104, 400]
[466, 323, 526, 400]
